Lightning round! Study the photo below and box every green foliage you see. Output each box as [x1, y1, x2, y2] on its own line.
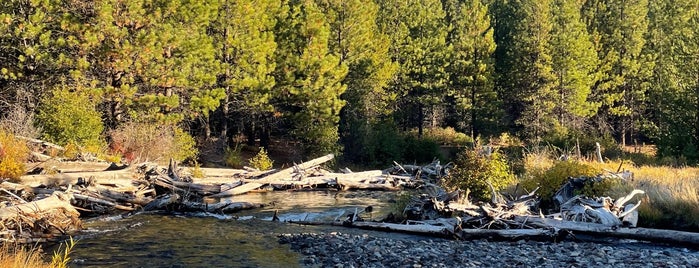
[0, 129, 28, 182]
[249, 148, 274, 171]
[422, 127, 473, 146]
[224, 145, 243, 168]
[442, 148, 515, 201]
[274, 0, 348, 158]
[388, 192, 413, 221]
[521, 160, 601, 205]
[36, 86, 104, 149]
[172, 128, 198, 162]
[578, 177, 630, 198]
[51, 236, 76, 268]
[402, 134, 442, 164]
[190, 162, 205, 179]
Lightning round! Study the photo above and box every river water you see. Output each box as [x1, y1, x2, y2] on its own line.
[67, 191, 404, 267]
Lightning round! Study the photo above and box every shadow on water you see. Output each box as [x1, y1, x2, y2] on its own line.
[68, 191, 404, 267]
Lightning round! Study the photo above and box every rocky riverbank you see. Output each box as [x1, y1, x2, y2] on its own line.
[279, 232, 699, 268]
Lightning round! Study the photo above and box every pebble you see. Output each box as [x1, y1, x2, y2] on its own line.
[278, 233, 699, 267]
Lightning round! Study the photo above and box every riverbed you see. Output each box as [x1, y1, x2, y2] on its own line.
[68, 190, 403, 267]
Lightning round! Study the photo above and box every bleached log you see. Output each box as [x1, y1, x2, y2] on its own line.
[21, 170, 137, 187]
[0, 192, 78, 220]
[288, 220, 454, 238]
[336, 178, 399, 191]
[180, 200, 265, 213]
[15, 135, 65, 151]
[519, 217, 699, 247]
[212, 154, 335, 197]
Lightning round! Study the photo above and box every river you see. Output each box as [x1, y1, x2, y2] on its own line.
[67, 190, 405, 267]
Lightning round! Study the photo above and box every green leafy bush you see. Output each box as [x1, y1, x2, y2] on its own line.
[249, 148, 274, 171]
[521, 160, 601, 206]
[36, 87, 104, 149]
[0, 130, 29, 182]
[423, 127, 473, 146]
[442, 148, 515, 201]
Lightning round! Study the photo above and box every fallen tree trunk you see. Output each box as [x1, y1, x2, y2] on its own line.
[212, 154, 335, 197]
[288, 220, 454, 238]
[520, 217, 699, 247]
[0, 192, 81, 243]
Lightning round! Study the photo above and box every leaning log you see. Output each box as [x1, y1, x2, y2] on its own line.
[212, 154, 335, 197]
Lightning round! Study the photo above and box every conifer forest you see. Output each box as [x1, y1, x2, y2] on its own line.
[1, 0, 698, 166]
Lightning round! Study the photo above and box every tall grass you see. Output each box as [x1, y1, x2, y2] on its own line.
[0, 237, 76, 268]
[520, 146, 699, 230]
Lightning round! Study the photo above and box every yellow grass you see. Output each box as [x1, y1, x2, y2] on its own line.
[591, 160, 699, 229]
[0, 245, 54, 268]
[0, 237, 75, 268]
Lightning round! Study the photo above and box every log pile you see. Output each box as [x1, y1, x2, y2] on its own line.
[288, 173, 699, 247]
[0, 153, 448, 243]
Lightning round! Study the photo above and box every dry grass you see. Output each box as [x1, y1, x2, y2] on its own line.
[0, 244, 53, 268]
[579, 159, 699, 230]
[519, 146, 699, 230]
[0, 237, 75, 268]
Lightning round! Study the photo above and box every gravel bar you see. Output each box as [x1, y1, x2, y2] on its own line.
[279, 232, 699, 268]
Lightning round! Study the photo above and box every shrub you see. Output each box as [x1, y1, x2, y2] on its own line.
[249, 148, 274, 171]
[190, 162, 205, 178]
[0, 105, 41, 138]
[36, 86, 104, 149]
[402, 134, 441, 164]
[442, 148, 515, 201]
[224, 145, 243, 168]
[108, 122, 197, 163]
[423, 127, 473, 146]
[0, 130, 29, 182]
[521, 160, 601, 207]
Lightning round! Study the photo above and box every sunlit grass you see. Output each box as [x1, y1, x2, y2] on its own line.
[590, 160, 699, 230]
[0, 237, 76, 268]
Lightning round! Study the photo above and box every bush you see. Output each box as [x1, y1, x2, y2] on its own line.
[442, 148, 515, 201]
[422, 127, 473, 146]
[108, 122, 197, 163]
[521, 160, 601, 207]
[36, 87, 104, 149]
[224, 145, 243, 168]
[0, 106, 41, 138]
[249, 148, 274, 171]
[0, 130, 29, 182]
[402, 135, 441, 164]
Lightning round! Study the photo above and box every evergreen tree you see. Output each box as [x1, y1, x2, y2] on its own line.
[315, 0, 397, 162]
[492, 0, 557, 140]
[645, 0, 699, 161]
[274, 0, 348, 157]
[211, 0, 281, 144]
[443, 0, 499, 139]
[582, 0, 652, 146]
[548, 0, 599, 132]
[376, 0, 451, 137]
[88, 0, 223, 127]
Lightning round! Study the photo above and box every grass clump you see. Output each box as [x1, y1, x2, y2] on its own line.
[109, 122, 197, 163]
[0, 237, 76, 268]
[224, 145, 243, 168]
[442, 148, 515, 201]
[249, 148, 274, 171]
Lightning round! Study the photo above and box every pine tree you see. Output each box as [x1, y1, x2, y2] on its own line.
[443, 0, 498, 139]
[376, 0, 451, 137]
[88, 0, 223, 126]
[274, 0, 348, 157]
[492, 0, 557, 140]
[548, 0, 599, 132]
[315, 0, 397, 162]
[211, 0, 281, 143]
[645, 0, 699, 161]
[582, 0, 652, 146]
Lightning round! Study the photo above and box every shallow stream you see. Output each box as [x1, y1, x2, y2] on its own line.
[67, 191, 407, 267]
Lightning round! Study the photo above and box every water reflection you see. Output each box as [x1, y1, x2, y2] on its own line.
[69, 191, 399, 267]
